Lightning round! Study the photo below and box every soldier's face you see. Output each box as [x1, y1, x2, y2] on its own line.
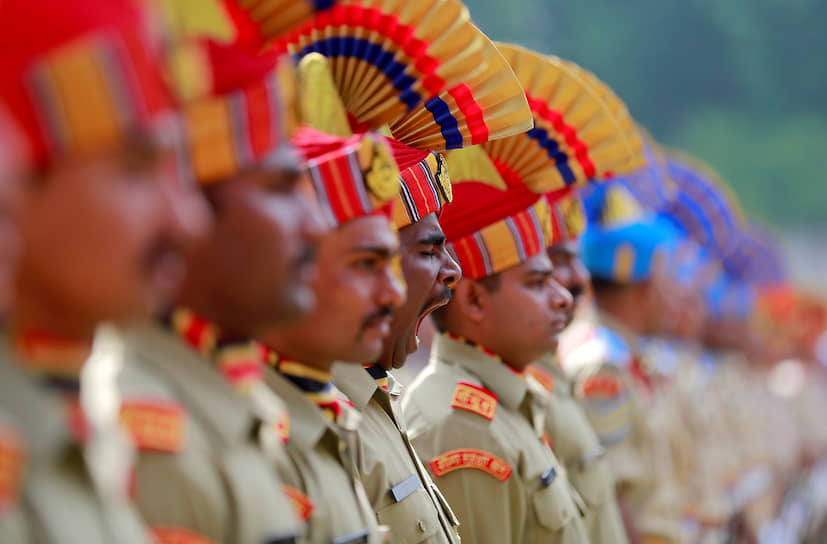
[15, 133, 210, 333]
[379, 213, 460, 370]
[192, 150, 324, 335]
[478, 253, 573, 370]
[264, 216, 405, 367]
[548, 240, 589, 325]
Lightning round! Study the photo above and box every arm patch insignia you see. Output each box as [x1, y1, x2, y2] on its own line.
[120, 399, 185, 453]
[283, 484, 315, 522]
[451, 382, 497, 420]
[151, 527, 218, 544]
[428, 449, 512, 482]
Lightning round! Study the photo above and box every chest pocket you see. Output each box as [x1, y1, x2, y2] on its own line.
[568, 452, 612, 508]
[376, 477, 440, 544]
[531, 466, 579, 532]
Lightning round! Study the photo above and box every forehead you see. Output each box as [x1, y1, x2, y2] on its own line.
[503, 252, 553, 279]
[325, 215, 399, 252]
[398, 212, 442, 247]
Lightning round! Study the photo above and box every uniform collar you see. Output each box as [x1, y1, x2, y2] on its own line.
[124, 323, 258, 447]
[332, 363, 378, 412]
[263, 366, 333, 450]
[432, 333, 529, 411]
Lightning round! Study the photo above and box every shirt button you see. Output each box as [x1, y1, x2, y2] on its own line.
[417, 520, 427, 533]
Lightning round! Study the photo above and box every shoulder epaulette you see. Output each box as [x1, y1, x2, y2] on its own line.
[429, 449, 512, 482]
[0, 421, 24, 510]
[576, 368, 631, 448]
[451, 382, 497, 421]
[283, 484, 314, 522]
[151, 526, 218, 544]
[120, 398, 186, 453]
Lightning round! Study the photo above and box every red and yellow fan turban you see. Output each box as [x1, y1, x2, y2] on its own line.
[441, 44, 646, 279]
[0, 0, 176, 170]
[233, 0, 534, 229]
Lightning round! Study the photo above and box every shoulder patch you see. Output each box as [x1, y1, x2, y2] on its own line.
[0, 423, 24, 511]
[526, 365, 555, 393]
[577, 370, 631, 448]
[429, 449, 512, 482]
[120, 399, 186, 453]
[451, 382, 497, 420]
[283, 484, 315, 522]
[151, 527, 218, 544]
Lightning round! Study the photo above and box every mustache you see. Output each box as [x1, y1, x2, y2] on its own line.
[296, 243, 317, 268]
[362, 305, 394, 329]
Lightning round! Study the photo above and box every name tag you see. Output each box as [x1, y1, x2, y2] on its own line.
[541, 466, 557, 488]
[332, 530, 369, 544]
[391, 473, 421, 503]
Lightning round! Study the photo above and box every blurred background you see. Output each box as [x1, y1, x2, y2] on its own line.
[463, 0, 827, 292]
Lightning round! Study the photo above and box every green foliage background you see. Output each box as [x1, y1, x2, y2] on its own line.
[463, 0, 827, 229]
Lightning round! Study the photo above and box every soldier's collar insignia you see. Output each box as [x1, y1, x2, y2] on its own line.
[283, 484, 315, 522]
[451, 382, 498, 421]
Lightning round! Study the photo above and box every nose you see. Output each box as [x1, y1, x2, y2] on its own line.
[296, 174, 327, 246]
[158, 164, 212, 248]
[437, 245, 462, 290]
[379, 257, 407, 310]
[570, 255, 590, 294]
[549, 277, 573, 312]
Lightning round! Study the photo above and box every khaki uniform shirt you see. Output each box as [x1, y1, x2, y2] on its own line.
[532, 355, 629, 544]
[333, 364, 461, 544]
[263, 366, 381, 544]
[561, 314, 684, 542]
[118, 324, 299, 544]
[402, 334, 588, 544]
[0, 342, 151, 544]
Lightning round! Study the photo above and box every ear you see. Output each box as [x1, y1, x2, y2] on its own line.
[454, 279, 490, 324]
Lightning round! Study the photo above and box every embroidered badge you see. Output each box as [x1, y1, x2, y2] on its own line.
[0, 423, 24, 511]
[151, 527, 219, 544]
[283, 484, 315, 522]
[451, 382, 497, 421]
[120, 399, 186, 453]
[428, 449, 512, 482]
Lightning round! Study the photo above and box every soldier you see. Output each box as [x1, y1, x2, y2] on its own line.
[528, 193, 631, 544]
[116, 16, 328, 543]
[266, 9, 538, 542]
[561, 183, 686, 544]
[401, 176, 590, 544]
[259, 128, 406, 543]
[0, 0, 208, 541]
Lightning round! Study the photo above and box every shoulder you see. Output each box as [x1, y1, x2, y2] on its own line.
[559, 321, 633, 377]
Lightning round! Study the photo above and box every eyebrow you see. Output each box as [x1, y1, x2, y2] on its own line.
[417, 232, 447, 246]
[525, 268, 555, 278]
[348, 245, 397, 259]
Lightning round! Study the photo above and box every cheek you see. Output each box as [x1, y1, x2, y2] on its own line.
[402, 258, 437, 305]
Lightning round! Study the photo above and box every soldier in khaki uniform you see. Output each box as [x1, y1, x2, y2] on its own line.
[561, 185, 687, 543]
[259, 126, 407, 543]
[271, 12, 534, 541]
[528, 193, 630, 544]
[401, 185, 588, 543]
[117, 11, 332, 542]
[0, 0, 211, 541]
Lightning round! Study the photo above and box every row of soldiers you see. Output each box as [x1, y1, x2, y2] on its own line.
[0, 0, 825, 543]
